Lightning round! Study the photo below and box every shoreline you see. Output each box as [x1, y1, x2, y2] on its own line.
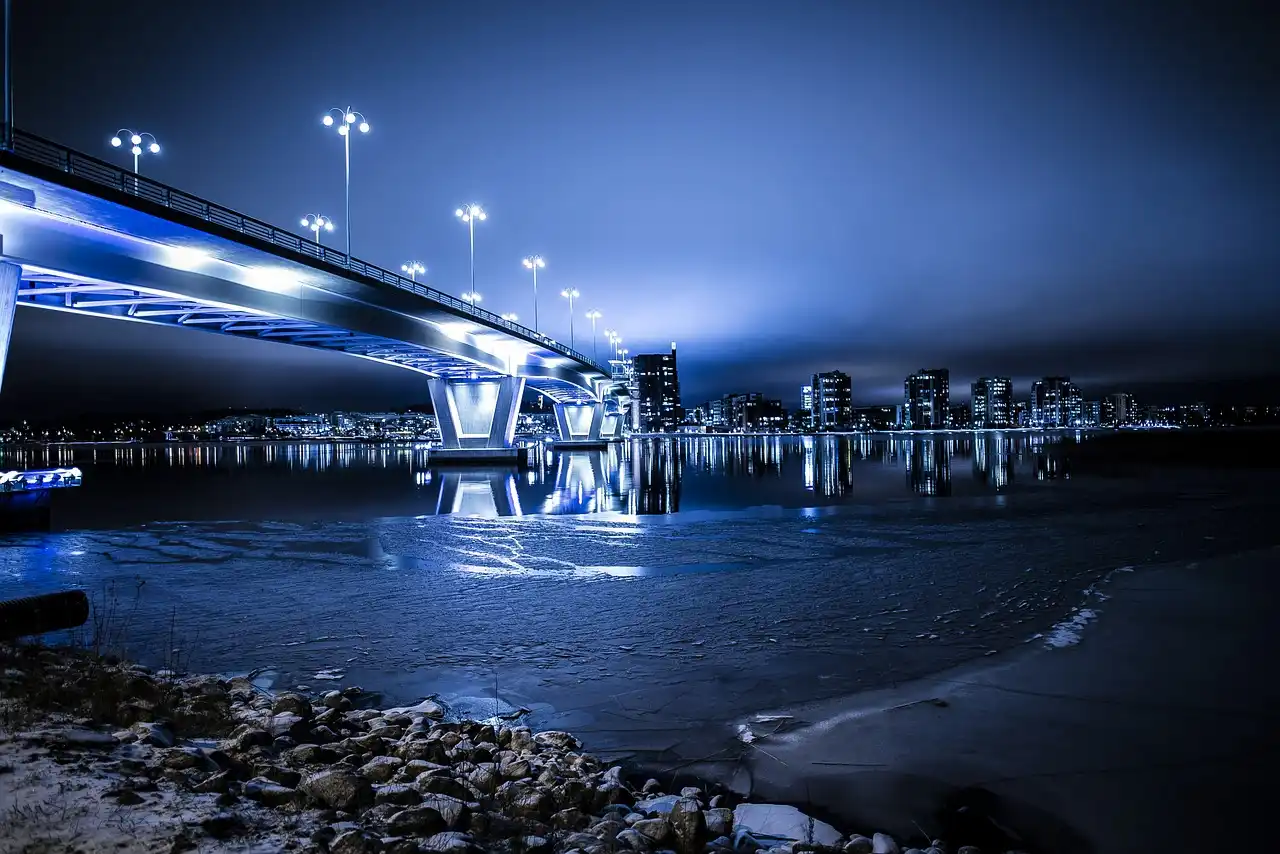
[682, 546, 1279, 853]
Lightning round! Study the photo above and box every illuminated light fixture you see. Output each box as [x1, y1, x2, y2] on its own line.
[461, 290, 482, 305]
[110, 128, 160, 174]
[560, 287, 580, 350]
[522, 255, 546, 332]
[321, 106, 371, 255]
[584, 308, 603, 361]
[300, 213, 335, 245]
[401, 260, 426, 282]
[500, 312, 519, 322]
[455, 204, 487, 298]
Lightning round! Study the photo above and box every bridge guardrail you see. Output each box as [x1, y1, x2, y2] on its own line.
[2, 129, 611, 376]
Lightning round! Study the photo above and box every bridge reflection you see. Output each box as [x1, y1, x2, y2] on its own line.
[0, 433, 1078, 525]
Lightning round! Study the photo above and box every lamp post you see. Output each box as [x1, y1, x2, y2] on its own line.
[454, 204, 487, 298]
[584, 309, 602, 361]
[560, 287, 579, 349]
[401, 261, 425, 282]
[321, 107, 370, 255]
[500, 312, 519, 323]
[461, 290, 482, 306]
[110, 129, 160, 174]
[519, 256, 545, 332]
[300, 214, 335, 245]
[604, 329, 618, 359]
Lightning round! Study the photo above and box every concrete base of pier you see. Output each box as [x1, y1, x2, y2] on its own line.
[427, 447, 528, 466]
[551, 439, 613, 450]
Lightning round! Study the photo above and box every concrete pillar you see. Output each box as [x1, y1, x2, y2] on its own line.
[0, 260, 18, 393]
[432, 470, 522, 517]
[554, 401, 607, 444]
[427, 376, 526, 463]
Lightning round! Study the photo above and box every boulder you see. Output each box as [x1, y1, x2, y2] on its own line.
[243, 777, 298, 807]
[617, 828, 653, 851]
[705, 808, 733, 836]
[733, 804, 842, 847]
[532, 730, 580, 751]
[416, 775, 475, 801]
[271, 692, 313, 719]
[285, 743, 339, 766]
[420, 794, 470, 829]
[360, 755, 404, 782]
[872, 834, 900, 854]
[267, 712, 309, 739]
[299, 769, 373, 812]
[330, 829, 380, 854]
[669, 797, 708, 854]
[635, 795, 681, 816]
[844, 837, 874, 854]
[633, 818, 674, 843]
[131, 721, 176, 748]
[551, 807, 591, 830]
[420, 832, 477, 852]
[387, 805, 446, 836]
[375, 783, 422, 806]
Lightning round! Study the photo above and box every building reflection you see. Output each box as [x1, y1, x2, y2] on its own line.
[1, 433, 1075, 520]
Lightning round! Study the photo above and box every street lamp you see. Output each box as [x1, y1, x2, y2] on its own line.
[604, 329, 618, 359]
[401, 261, 426, 282]
[110, 129, 160, 174]
[461, 290, 482, 306]
[560, 287, 580, 349]
[300, 214, 335, 245]
[500, 312, 519, 322]
[584, 309, 602, 361]
[321, 107, 370, 255]
[455, 204, 487, 297]
[522, 255, 546, 332]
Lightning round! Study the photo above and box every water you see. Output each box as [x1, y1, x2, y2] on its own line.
[2, 433, 1275, 762]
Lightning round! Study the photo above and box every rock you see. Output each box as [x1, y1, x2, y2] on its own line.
[360, 755, 404, 782]
[733, 804, 841, 848]
[110, 788, 145, 806]
[330, 829, 380, 854]
[552, 807, 591, 830]
[593, 780, 634, 810]
[669, 797, 708, 854]
[285, 743, 339, 765]
[642, 778, 662, 794]
[532, 730, 580, 750]
[375, 783, 422, 806]
[467, 763, 500, 794]
[617, 828, 653, 851]
[381, 699, 446, 721]
[387, 805, 447, 836]
[230, 727, 272, 751]
[844, 837, 874, 854]
[42, 728, 118, 749]
[508, 728, 534, 753]
[243, 777, 298, 807]
[200, 812, 244, 839]
[299, 769, 373, 812]
[417, 775, 475, 801]
[500, 758, 533, 780]
[635, 795, 681, 816]
[160, 747, 215, 771]
[271, 692, 314, 718]
[420, 794, 470, 828]
[271, 712, 314, 739]
[705, 808, 733, 836]
[420, 831, 476, 852]
[956, 848, 981, 854]
[254, 763, 301, 788]
[518, 836, 552, 854]
[633, 818, 674, 843]
[323, 690, 352, 710]
[872, 834, 901, 854]
[192, 771, 233, 794]
[680, 786, 703, 800]
[132, 721, 176, 748]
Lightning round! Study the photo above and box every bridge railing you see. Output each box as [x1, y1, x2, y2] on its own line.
[2, 129, 611, 376]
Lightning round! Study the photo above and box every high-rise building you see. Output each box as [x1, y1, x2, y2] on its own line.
[633, 343, 682, 433]
[1031, 376, 1083, 427]
[800, 385, 813, 414]
[904, 368, 950, 429]
[1100, 392, 1136, 427]
[810, 371, 853, 430]
[970, 376, 1013, 428]
[949, 404, 972, 428]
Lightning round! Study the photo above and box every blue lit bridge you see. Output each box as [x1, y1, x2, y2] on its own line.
[0, 130, 624, 458]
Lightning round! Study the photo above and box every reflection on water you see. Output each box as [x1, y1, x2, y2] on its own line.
[0, 433, 1077, 525]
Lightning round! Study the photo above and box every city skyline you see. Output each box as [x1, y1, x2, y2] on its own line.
[3, 1, 1279, 417]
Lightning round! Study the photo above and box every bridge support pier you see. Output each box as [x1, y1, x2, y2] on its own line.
[553, 402, 616, 448]
[427, 376, 527, 465]
[0, 260, 18, 393]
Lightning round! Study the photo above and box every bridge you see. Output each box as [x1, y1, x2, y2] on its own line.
[0, 129, 624, 460]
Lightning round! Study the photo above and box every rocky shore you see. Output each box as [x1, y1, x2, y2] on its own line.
[1, 644, 1015, 854]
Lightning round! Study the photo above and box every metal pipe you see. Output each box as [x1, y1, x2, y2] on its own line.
[0, 590, 90, 641]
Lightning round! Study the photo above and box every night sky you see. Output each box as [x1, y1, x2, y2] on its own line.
[4, 0, 1278, 417]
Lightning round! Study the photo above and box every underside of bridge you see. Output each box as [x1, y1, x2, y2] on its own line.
[0, 131, 627, 457]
